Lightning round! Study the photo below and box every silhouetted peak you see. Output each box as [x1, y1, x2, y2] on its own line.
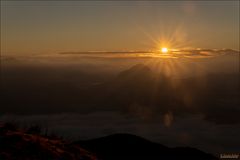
[118, 64, 152, 79]
[127, 64, 151, 71]
[75, 133, 218, 160]
[86, 133, 156, 145]
[103, 133, 147, 139]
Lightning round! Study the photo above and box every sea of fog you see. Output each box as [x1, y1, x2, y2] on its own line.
[1, 49, 239, 155]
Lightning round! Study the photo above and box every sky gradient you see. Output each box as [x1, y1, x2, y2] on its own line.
[1, 1, 239, 54]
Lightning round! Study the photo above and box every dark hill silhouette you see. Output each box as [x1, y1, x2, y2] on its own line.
[0, 123, 218, 160]
[74, 133, 218, 160]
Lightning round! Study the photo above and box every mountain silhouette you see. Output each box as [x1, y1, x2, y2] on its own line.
[90, 63, 193, 116]
[74, 133, 218, 160]
[0, 124, 218, 160]
[104, 64, 156, 102]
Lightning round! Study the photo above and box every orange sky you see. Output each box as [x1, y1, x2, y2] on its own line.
[1, 1, 239, 55]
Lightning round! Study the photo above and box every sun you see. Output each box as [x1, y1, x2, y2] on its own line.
[161, 47, 168, 53]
